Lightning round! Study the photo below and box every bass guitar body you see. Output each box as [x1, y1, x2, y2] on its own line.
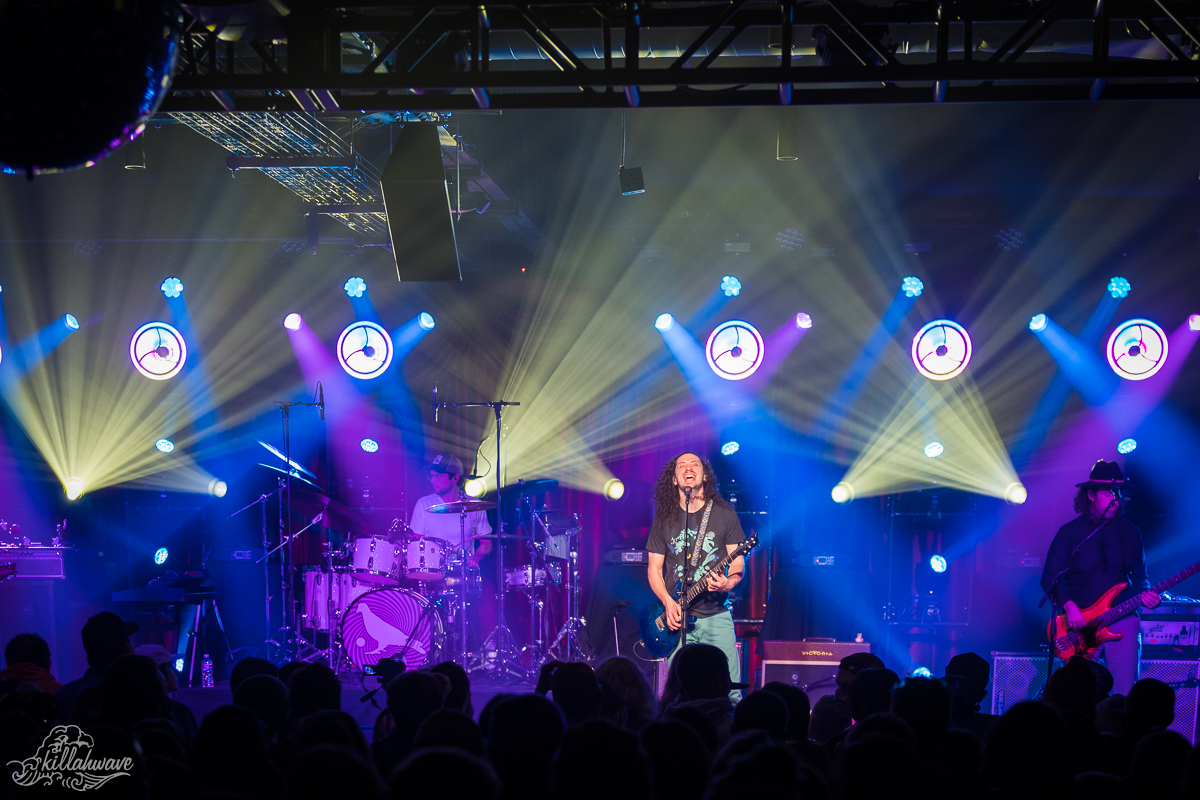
[1046, 582, 1127, 661]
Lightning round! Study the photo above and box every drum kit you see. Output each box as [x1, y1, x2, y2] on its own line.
[284, 489, 584, 678]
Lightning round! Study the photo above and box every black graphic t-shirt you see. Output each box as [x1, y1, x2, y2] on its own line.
[646, 501, 745, 619]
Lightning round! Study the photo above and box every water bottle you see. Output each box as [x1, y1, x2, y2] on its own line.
[201, 654, 214, 688]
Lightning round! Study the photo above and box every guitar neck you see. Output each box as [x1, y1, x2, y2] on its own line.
[680, 551, 737, 606]
[1095, 559, 1200, 629]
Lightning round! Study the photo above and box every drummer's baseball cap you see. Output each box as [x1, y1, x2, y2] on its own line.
[429, 453, 464, 477]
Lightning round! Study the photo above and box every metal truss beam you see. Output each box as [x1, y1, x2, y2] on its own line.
[161, 0, 1200, 112]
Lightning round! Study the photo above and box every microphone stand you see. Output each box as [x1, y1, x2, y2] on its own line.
[680, 486, 693, 649]
[1037, 498, 1119, 692]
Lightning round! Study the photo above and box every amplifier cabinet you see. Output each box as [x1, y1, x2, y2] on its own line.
[990, 652, 1200, 744]
[760, 641, 872, 703]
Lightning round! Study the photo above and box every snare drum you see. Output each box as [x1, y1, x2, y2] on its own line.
[404, 537, 448, 581]
[503, 565, 547, 590]
[348, 535, 403, 585]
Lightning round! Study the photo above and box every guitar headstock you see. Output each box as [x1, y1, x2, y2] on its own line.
[0, 562, 16, 582]
[737, 534, 759, 555]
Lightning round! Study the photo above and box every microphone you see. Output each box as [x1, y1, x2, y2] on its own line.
[316, 382, 325, 421]
[433, 384, 439, 423]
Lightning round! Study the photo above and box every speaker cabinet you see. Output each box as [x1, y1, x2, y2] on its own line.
[991, 652, 1200, 744]
[760, 641, 872, 703]
[380, 124, 461, 282]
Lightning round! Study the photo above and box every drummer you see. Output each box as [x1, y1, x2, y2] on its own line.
[409, 454, 493, 566]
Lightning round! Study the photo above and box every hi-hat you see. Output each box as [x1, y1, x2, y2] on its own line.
[427, 500, 497, 514]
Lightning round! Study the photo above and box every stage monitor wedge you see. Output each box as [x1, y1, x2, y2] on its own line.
[380, 124, 461, 282]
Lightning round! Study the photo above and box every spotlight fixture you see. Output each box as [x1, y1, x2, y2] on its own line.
[1108, 277, 1132, 299]
[831, 482, 854, 504]
[911, 666, 934, 679]
[63, 314, 80, 330]
[654, 313, 675, 332]
[464, 478, 486, 498]
[911, 319, 972, 381]
[995, 228, 1024, 252]
[65, 477, 85, 500]
[1005, 482, 1028, 505]
[706, 319, 765, 381]
[154, 438, 174, 453]
[130, 321, 187, 381]
[418, 312, 436, 331]
[360, 438, 379, 453]
[603, 478, 626, 501]
[160, 277, 183, 298]
[344, 277, 367, 298]
[619, 166, 645, 196]
[720, 441, 740, 456]
[720, 276, 742, 297]
[1029, 313, 1047, 332]
[775, 228, 804, 252]
[1189, 314, 1200, 332]
[924, 441, 944, 458]
[1117, 438, 1137, 455]
[208, 479, 228, 498]
[173, 658, 184, 673]
[153, 547, 169, 565]
[901, 276, 924, 298]
[283, 313, 303, 331]
[1106, 318, 1168, 381]
[337, 320, 394, 380]
[795, 312, 813, 329]
[929, 555, 948, 574]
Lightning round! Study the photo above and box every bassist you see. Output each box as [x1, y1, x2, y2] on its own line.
[646, 452, 745, 702]
[1041, 460, 1161, 695]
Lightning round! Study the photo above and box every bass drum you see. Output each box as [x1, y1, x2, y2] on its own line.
[339, 587, 443, 673]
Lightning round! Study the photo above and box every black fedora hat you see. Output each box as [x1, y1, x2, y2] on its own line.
[1075, 459, 1129, 488]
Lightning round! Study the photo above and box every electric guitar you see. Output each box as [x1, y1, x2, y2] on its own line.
[638, 533, 759, 659]
[1048, 557, 1200, 660]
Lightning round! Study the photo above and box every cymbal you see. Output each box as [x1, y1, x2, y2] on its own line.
[289, 490, 366, 534]
[257, 463, 321, 490]
[427, 500, 497, 514]
[258, 440, 317, 479]
[467, 532, 529, 541]
[498, 478, 559, 496]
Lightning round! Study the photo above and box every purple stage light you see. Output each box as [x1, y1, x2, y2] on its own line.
[705, 320, 764, 381]
[911, 319, 972, 381]
[337, 320, 393, 380]
[795, 312, 813, 329]
[1106, 318, 1168, 381]
[1189, 314, 1200, 332]
[284, 313, 302, 331]
[130, 321, 186, 381]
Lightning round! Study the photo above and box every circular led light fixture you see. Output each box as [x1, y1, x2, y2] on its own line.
[65, 477, 85, 500]
[160, 277, 183, 298]
[901, 276, 924, 298]
[208, 479, 228, 498]
[464, 478, 486, 498]
[418, 312, 436, 331]
[360, 438, 379, 453]
[1189, 314, 1200, 332]
[706, 319, 764, 381]
[153, 547, 169, 565]
[1108, 276, 1131, 299]
[130, 321, 187, 381]
[155, 438, 174, 453]
[720, 441, 740, 456]
[911, 666, 933, 678]
[1117, 438, 1137, 455]
[1005, 482, 1028, 505]
[283, 313, 303, 331]
[603, 478, 625, 501]
[344, 277, 367, 298]
[654, 313, 674, 332]
[1106, 318, 1168, 381]
[911, 319, 972, 381]
[924, 441, 944, 458]
[1029, 313, 1047, 332]
[64, 314, 80, 330]
[720, 275, 742, 297]
[337, 320, 394, 380]
[795, 312, 813, 329]
[929, 555, 947, 574]
[831, 482, 854, 504]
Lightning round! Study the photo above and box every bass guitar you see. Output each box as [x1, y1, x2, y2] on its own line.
[1048, 558, 1200, 660]
[637, 533, 759, 659]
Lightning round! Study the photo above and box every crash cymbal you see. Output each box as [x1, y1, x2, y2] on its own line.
[467, 532, 529, 541]
[257, 463, 321, 490]
[258, 440, 317, 479]
[427, 500, 498, 514]
[498, 478, 559, 496]
[289, 490, 366, 534]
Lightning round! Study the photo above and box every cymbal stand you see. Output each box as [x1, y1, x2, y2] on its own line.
[433, 393, 525, 680]
[227, 482, 285, 663]
[545, 517, 586, 663]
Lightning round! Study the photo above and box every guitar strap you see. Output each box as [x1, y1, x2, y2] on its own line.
[684, 500, 715, 584]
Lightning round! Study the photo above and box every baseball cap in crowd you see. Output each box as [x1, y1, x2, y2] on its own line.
[81, 611, 138, 653]
[839, 652, 885, 677]
[945, 651, 991, 696]
[429, 453, 464, 477]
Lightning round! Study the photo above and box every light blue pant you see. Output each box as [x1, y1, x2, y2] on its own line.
[666, 609, 742, 703]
